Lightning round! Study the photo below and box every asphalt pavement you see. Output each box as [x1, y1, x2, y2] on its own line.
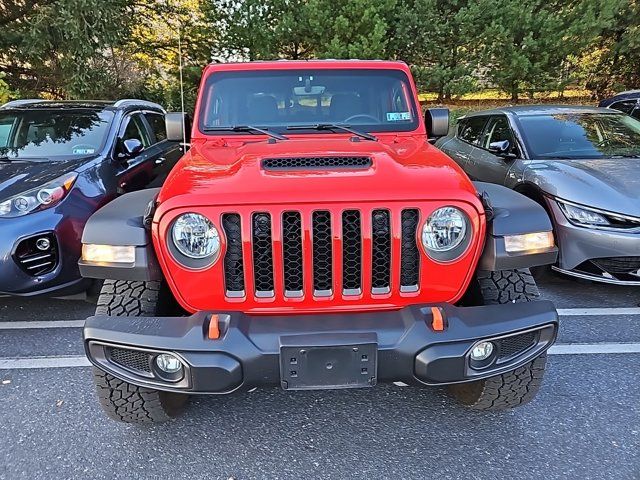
[0, 273, 639, 480]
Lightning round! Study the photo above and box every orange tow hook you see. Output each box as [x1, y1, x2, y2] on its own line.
[430, 307, 445, 332]
[208, 314, 220, 340]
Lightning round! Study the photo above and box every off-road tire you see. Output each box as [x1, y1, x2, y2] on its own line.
[448, 269, 547, 411]
[92, 279, 189, 423]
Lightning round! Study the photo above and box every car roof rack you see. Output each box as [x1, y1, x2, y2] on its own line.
[112, 99, 165, 112]
[0, 99, 49, 110]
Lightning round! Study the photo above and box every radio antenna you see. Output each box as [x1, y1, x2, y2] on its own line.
[178, 24, 187, 152]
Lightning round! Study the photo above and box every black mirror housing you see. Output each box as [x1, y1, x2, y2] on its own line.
[122, 138, 144, 158]
[166, 112, 191, 143]
[425, 108, 450, 139]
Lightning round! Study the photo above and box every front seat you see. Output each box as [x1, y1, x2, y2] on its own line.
[247, 95, 279, 124]
[329, 93, 364, 122]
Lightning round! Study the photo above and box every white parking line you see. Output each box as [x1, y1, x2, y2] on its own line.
[0, 320, 85, 330]
[0, 356, 91, 369]
[1, 343, 639, 370]
[557, 307, 640, 316]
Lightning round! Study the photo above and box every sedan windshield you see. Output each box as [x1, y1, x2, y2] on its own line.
[0, 109, 113, 159]
[198, 69, 419, 134]
[519, 113, 640, 159]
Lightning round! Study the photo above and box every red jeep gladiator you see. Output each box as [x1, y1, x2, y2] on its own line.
[79, 60, 559, 423]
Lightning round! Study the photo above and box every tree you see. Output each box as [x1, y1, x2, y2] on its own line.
[0, 0, 133, 98]
[392, 0, 482, 100]
[472, 0, 581, 101]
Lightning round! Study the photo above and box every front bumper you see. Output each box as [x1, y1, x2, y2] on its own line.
[549, 201, 640, 284]
[84, 300, 558, 394]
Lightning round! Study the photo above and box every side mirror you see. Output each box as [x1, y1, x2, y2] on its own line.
[489, 140, 517, 159]
[425, 108, 450, 140]
[166, 112, 191, 143]
[121, 138, 144, 158]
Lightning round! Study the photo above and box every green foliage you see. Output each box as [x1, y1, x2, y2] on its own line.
[1, 0, 637, 105]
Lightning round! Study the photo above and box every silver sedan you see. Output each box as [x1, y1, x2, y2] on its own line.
[436, 105, 640, 285]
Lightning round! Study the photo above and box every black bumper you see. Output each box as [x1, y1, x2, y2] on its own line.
[84, 301, 558, 394]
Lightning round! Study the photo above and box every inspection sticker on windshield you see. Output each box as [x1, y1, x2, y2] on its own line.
[386, 112, 412, 121]
[72, 146, 95, 155]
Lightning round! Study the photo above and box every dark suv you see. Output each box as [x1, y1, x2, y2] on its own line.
[599, 90, 640, 119]
[0, 99, 182, 297]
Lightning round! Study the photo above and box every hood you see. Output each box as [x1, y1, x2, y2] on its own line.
[0, 156, 95, 202]
[524, 158, 640, 217]
[157, 136, 479, 208]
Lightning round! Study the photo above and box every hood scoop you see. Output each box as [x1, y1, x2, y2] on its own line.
[261, 156, 372, 171]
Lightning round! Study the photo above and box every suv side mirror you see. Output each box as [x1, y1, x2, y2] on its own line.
[166, 112, 191, 143]
[425, 108, 450, 140]
[121, 138, 144, 158]
[489, 140, 517, 159]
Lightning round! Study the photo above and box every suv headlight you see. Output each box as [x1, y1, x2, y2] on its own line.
[421, 207, 471, 261]
[171, 213, 220, 263]
[0, 172, 77, 218]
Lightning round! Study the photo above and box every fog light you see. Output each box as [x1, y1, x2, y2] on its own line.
[155, 353, 183, 374]
[504, 231, 554, 253]
[470, 341, 494, 361]
[36, 237, 51, 251]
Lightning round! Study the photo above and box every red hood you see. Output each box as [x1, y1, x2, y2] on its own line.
[157, 135, 481, 213]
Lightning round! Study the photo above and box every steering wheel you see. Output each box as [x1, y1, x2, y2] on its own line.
[344, 114, 379, 124]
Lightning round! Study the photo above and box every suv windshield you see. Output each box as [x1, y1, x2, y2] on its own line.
[519, 113, 640, 159]
[199, 69, 419, 134]
[0, 109, 113, 159]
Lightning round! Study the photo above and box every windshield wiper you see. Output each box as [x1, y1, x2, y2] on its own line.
[608, 154, 640, 158]
[202, 125, 288, 141]
[286, 123, 378, 141]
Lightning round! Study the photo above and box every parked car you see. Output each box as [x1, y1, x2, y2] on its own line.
[0, 99, 182, 297]
[599, 90, 640, 119]
[436, 105, 640, 285]
[79, 60, 559, 424]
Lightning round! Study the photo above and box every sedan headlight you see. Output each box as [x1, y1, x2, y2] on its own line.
[557, 201, 609, 226]
[171, 213, 220, 262]
[0, 172, 77, 218]
[421, 207, 471, 261]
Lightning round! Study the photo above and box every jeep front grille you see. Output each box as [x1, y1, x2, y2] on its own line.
[222, 207, 422, 300]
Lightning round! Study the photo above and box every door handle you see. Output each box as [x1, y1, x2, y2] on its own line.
[155, 157, 166, 165]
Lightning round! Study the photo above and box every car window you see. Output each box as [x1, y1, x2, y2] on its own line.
[518, 112, 640, 159]
[481, 116, 515, 149]
[457, 116, 488, 145]
[144, 112, 167, 142]
[610, 101, 636, 115]
[631, 108, 640, 121]
[121, 113, 151, 148]
[0, 109, 114, 159]
[198, 69, 420, 134]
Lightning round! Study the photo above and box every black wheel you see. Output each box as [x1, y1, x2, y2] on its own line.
[449, 269, 548, 410]
[92, 279, 189, 423]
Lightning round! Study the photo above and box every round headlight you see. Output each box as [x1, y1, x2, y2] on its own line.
[172, 213, 220, 259]
[422, 207, 468, 256]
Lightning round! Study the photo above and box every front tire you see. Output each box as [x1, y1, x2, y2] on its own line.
[92, 280, 189, 423]
[448, 269, 548, 411]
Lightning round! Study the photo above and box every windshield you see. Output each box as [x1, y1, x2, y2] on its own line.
[199, 69, 419, 134]
[0, 109, 113, 159]
[519, 113, 640, 159]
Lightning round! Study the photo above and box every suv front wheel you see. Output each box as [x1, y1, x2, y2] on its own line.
[448, 269, 548, 410]
[92, 280, 189, 423]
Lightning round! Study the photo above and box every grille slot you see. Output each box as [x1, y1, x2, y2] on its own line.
[108, 347, 152, 374]
[252, 212, 275, 295]
[312, 211, 333, 294]
[591, 257, 640, 274]
[263, 156, 371, 171]
[400, 209, 420, 291]
[14, 233, 58, 276]
[498, 331, 537, 360]
[342, 210, 362, 294]
[282, 212, 303, 295]
[222, 213, 245, 295]
[371, 210, 391, 292]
